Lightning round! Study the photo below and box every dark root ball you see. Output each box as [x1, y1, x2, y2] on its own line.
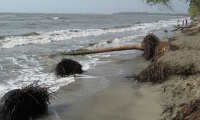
[55, 58, 83, 77]
[0, 82, 55, 120]
[142, 33, 160, 60]
[134, 62, 170, 84]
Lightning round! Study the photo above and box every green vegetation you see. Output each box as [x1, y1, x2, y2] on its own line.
[141, 0, 200, 18]
[142, 0, 172, 8]
[188, 0, 200, 18]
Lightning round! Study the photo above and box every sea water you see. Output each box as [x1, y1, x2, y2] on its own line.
[0, 13, 189, 97]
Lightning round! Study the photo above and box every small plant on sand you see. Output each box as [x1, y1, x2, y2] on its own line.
[142, 33, 160, 60]
[55, 58, 83, 77]
[134, 62, 170, 84]
[0, 81, 55, 120]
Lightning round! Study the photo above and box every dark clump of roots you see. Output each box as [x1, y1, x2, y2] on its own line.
[169, 44, 180, 51]
[152, 41, 169, 62]
[134, 62, 197, 84]
[142, 33, 160, 60]
[55, 58, 83, 77]
[134, 62, 170, 84]
[175, 64, 197, 76]
[0, 82, 55, 120]
[168, 37, 179, 51]
[173, 98, 200, 120]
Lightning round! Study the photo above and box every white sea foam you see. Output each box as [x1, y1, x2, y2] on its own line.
[0, 15, 16, 18]
[0, 55, 76, 97]
[0, 53, 99, 97]
[1, 18, 179, 48]
[87, 35, 138, 50]
[50, 17, 59, 20]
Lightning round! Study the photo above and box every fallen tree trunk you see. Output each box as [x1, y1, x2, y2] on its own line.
[60, 33, 162, 61]
[61, 44, 143, 55]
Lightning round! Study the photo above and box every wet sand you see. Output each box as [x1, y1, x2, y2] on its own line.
[47, 51, 150, 120]
[82, 80, 163, 120]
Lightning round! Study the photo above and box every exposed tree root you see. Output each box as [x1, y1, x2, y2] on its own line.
[134, 62, 170, 84]
[55, 58, 83, 77]
[173, 97, 200, 120]
[142, 33, 160, 60]
[0, 81, 55, 120]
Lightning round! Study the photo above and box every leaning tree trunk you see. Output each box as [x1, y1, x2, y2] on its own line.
[61, 44, 143, 55]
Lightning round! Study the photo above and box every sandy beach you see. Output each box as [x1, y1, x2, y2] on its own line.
[45, 22, 200, 120]
[82, 22, 200, 120]
[47, 51, 150, 120]
[0, 11, 194, 120]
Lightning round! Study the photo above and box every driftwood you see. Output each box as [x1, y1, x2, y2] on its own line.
[60, 33, 161, 59]
[61, 44, 143, 55]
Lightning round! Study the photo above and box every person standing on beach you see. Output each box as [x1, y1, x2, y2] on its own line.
[185, 18, 188, 26]
[182, 19, 184, 26]
[177, 20, 179, 27]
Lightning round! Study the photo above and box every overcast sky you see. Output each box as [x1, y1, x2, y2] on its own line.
[0, 0, 189, 14]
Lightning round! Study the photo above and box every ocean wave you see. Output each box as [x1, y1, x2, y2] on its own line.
[0, 14, 16, 18]
[0, 55, 86, 97]
[0, 32, 40, 40]
[49, 17, 70, 20]
[0, 36, 6, 40]
[1, 18, 178, 48]
[114, 25, 131, 29]
[0, 52, 102, 97]
[50, 17, 59, 20]
[86, 35, 139, 50]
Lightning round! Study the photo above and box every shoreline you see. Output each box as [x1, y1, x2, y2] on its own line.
[47, 22, 199, 120]
[49, 51, 149, 120]
[82, 76, 163, 120]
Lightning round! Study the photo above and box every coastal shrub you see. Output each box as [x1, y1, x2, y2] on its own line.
[55, 58, 83, 77]
[134, 62, 170, 84]
[0, 82, 55, 120]
[173, 97, 200, 120]
[142, 33, 160, 60]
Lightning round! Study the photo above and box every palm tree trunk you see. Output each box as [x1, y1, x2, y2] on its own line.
[61, 44, 143, 55]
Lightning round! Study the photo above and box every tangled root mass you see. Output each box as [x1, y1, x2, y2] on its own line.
[142, 33, 160, 60]
[55, 58, 83, 77]
[0, 82, 55, 120]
